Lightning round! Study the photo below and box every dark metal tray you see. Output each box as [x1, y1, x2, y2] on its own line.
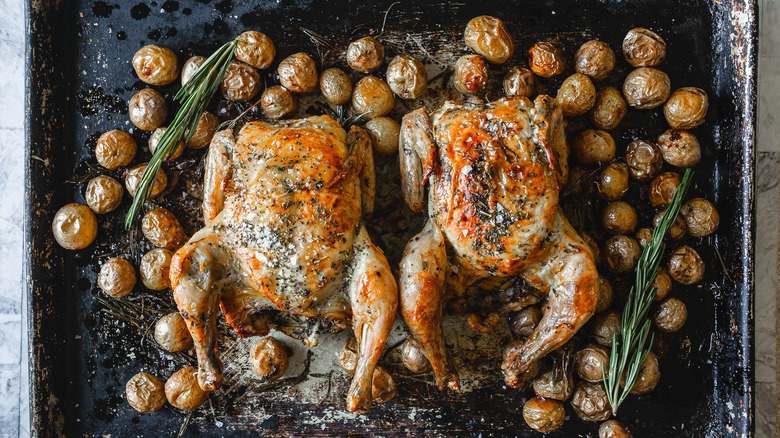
[25, 0, 757, 436]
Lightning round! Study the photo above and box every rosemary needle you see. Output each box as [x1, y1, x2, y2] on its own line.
[124, 40, 238, 229]
[603, 168, 693, 415]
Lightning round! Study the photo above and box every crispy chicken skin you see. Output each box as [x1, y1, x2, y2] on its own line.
[399, 96, 597, 390]
[170, 116, 397, 413]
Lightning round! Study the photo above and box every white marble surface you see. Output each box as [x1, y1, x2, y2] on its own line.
[0, 1, 777, 437]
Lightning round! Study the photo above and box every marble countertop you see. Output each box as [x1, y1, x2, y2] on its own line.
[3, 1, 777, 437]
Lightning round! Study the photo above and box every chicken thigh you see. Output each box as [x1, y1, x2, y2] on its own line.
[398, 96, 598, 390]
[170, 116, 398, 413]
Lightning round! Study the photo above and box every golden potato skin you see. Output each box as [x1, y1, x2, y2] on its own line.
[649, 171, 681, 207]
[654, 297, 688, 333]
[664, 87, 708, 129]
[165, 366, 208, 410]
[365, 117, 400, 156]
[338, 337, 358, 375]
[320, 67, 352, 105]
[667, 245, 705, 285]
[279, 53, 318, 94]
[600, 419, 634, 438]
[575, 344, 610, 382]
[657, 129, 701, 168]
[401, 337, 431, 374]
[181, 55, 205, 86]
[523, 397, 566, 433]
[464, 15, 514, 64]
[261, 86, 297, 120]
[154, 312, 193, 352]
[132, 44, 179, 86]
[386, 55, 428, 100]
[221, 61, 261, 102]
[572, 129, 615, 166]
[653, 209, 687, 240]
[591, 309, 622, 347]
[346, 36, 385, 73]
[595, 276, 613, 313]
[571, 381, 611, 422]
[142, 207, 186, 249]
[149, 127, 184, 160]
[352, 76, 395, 118]
[575, 40, 616, 82]
[635, 227, 653, 249]
[681, 198, 720, 237]
[235, 30, 276, 70]
[129, 88, 167, 132]
[98, 257, 136, 298]
[589, 87, 627, 131]
[250, 337, 288, 382]
[126, 372, 166, 414]
[557, 73, 596, 117]
[187, 111, 220, 149]
[532, 367, 573, 401]
[503, 66, 536, 98]
[85, 175, 123, 214]
[125, 163, 167, 199]
[528, 41, 565, 78]
[52, 203, 97, 250]
[601, 201, 637, 235]
[623, 67, 670, 109]
[625, 140, 662, 181]
[453, 54, 488, 95]
[140, 248, 174, 290]
[623, 27, 666, 67]
[651, 267, 672, 301]
[622, 351, 660, 394]
[96, 130, 137, 170]
[371, 366, 396, 403]
[603, 235, 640, 275]
[596, 162, 629, 201]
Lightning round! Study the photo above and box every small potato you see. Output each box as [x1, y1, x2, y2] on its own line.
[279, 53, 318, 94]
[557, 73, 596, 117]
[571, 381, 611, 422]
[85, 175, 123, 214]
[235, 30, 276, 70]
[221, 61, 261, 102]
[261, 86, 297, 120]
[651, 267, 672, 301]
[365, 117, 400, 156]
[154, 313, 192, 352]
[98, 257, 136, 298]
[575, 344, 610, 383]
[657, 129, 701, 168]
[600, 419, 634, 438]
[575, 40, 616, 82]
[132, 44, 179, 86]
[653, 209, 687, 240]
[129, 88, 167, 132]
[532, 368, 574, 401]
[667, 245, 705, 285]
[589, 87, 627, 131]
[386, 54, 428, 100]
[623, 27, 666, 67]
[346, 36, 385, 73]
[371, 366, 396, 403]
[453, 54, 489, 95]
[187, 112, 220, 149]
[251, 337, 288, 382]
[401, 337, 431, 374]
[464, 15, 514, 64]
[654, 297, 688, 332]
[603, 235, 640, 275]
[681, 198, 720, 237]
[523, 397, 566, 433]
[623, 67, 670, 109]
[596, 162, 629, 201]
[503, 66, 536, 98]
[126, 372, 166, 414]
[96, 129, 137, 170]
[52, 203, 97, 250]
[649, 172, 681, 207]
[582, 232, 601, 266]
[510, 306, 542, 338]
[352, 76, 395, 118]
[142, 207, 186, 249]
[149, 127, 184, 160]
[181, 55, 205, 86]
[572, 129, 615, 166]
[635, 227, 653, 249]
[140, 248, 173, 290]
[320, 68, 352, 105]
[625, 140, 662, 181]
[602, 201, 638, 235]
[528, 41, 564, 78]
[595, 276, 613, 314]
[165, 366, 207, 410]
[591, 309, 621, 347]
[125, 163, 167, 199]
[621, 351, 660, 394]
[338, 336, 358, 375]
[664, 87, 708, 129]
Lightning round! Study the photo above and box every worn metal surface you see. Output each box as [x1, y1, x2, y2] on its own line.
[25, 0, 757, 436]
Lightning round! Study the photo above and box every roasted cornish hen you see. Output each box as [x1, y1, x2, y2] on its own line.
[170, 116, 398, 413]
[398, 96, 598, 390]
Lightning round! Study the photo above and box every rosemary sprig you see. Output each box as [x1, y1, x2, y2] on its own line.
[603, 168, 693, 415]
[124, 40, 238, 229]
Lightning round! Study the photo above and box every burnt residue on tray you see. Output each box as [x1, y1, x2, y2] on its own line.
[25, 0, 756, 437]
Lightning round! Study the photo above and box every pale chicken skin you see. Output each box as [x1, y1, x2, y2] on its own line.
[399, 96, 598, 390]
[170, 116, 398, 413]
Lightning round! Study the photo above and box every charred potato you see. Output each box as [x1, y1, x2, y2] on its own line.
[503, 66, 536, 98]
[320, 67, 352, 105]
[365, 117, 400, 156]
[649, 172, 681, 207]
[181, 55, 205, 86]
[154, 313, 193, 352]
[129, 88, 167, 132]
[221, 61, 261, 102]
[96, 129, 137, 170]
[98, 257, 136, 298]
[681, 198, 720, 237]
[352, 76, 395, 118]
[386, 54, 428, 100]
[573, 129, 615, 166]
[603, 235, 641, 275]
[140, 248, 174, 291]
[125, 163, 167, 199]
[454, 54, 489, 95]
[528, 42, 565, 78]
[654, 297, 688, 333]
[657, 129, 701, 168]
[625, 140, 662, 181]
[346, 36, 385, 73]
[596, 162, 629, 201]
[557, 73, 596, 117]
[52, 203, 97, 250]
[278, 53, 318, 94]
[574, 40, 616, 82]
[589, 87, 627, 131]
[571, 381, 611, 422]
[401, 337, 431, 374]
[142, 207, 186, 250]
[623, 27, 666, 67]
[251, 337, 289, 382]
[133, 44, 179, 86]
[575, 344, 610, 382]
[235, 30, 276, 70]
[126, 372, 166, 414]
[623, 67, 670, 109]
[149, 127, 185, 160]
[261, 86, 297, 120]
[464, 15, 514, 64]
[523, 397, 566, 433]
[165, 366, 208, 410]
[667, 245, 705, 285]
[664, 87, 708, 129]
[591, 309, 622, 347]
[86, 175, 123, 214]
